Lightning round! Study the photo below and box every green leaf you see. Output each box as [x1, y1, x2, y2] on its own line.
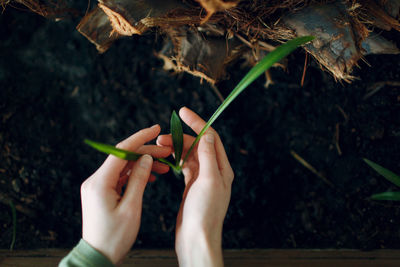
[157, 157, 179, 171]
[84, 139, 177, 170]
[363, 158, 400, 187]
[181, 36, 315, 166]
[9, 201, 16, 251]
[371, 191, 400, 201]
[84, 139, 142, 161]
[170, 110, 183, 168]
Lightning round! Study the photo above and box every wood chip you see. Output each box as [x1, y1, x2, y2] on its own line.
[77, 6, 120, 53]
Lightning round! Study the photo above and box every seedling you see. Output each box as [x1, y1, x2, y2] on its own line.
[363, 158, 400, 201]
[170, 110, 183, 172]
[84, 139, 177, 170]
[9, 201, 16, 251]
[85, 36, 314, 173]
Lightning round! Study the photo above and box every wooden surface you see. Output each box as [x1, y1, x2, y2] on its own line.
[1, 249, 400, 266]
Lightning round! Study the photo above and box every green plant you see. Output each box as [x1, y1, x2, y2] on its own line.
[85, 36, 314, 173]
[170, 110, 184, 172]
[363, 158, 400, 201]
[9, 200, 16, 251]
[84, 139, 177, 170]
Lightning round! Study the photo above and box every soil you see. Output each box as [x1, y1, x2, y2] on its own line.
[1, 6, 400, 250]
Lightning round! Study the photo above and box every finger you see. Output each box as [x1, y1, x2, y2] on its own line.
[119, 155, 153, 210]
[197, 133, 219, 178]
[117, 125, 161, 151]
[117, 175, 129, 195]
[181, 160, 198, 185]
[136, 145, 172, 158]
[156, 134, 171, 146]
[152, 161, 169, 174]
[179, 107, 232, 177]
[157, 134, 197, 166]
[157, 134, 196, 151]
[119, 152, 169, 179]
[117, 170, 161, 195]
[119, 160, 168, 179]
[95, 125, 160, 187]
[179, 107, 208, 135]
[149, 174, 156, 183]
[119, 161, 134, 178]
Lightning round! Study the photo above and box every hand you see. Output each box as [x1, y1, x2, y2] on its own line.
[157, 107, 234, 267]
[81, 125, 171, 265]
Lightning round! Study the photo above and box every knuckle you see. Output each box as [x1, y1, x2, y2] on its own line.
[199, 145, 214, 156]
[228, 171, 235, 181]
[80, 180, 89, 195]
[80, 178, 97, 195]
[212, 129, 219, 138]
[193, 121, 204, 131]
[228, 168, 234, 179]
[207, 127, 218, 136]
[132, 168, 150, 184]
[224, 169, 235, 184]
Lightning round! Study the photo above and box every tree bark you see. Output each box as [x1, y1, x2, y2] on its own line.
[77, 6, 121, 53]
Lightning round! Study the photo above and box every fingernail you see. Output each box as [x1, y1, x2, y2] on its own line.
[140, 154, 153, 169]
[205, 133, 214, 144]
[151, 124, 159, 129]
[179, 107, 187, 114]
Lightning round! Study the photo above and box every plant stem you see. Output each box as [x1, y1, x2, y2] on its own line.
[181, 36, 314, 167]
[9, 201, 16, 251]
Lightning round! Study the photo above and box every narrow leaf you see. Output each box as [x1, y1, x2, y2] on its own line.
[84, 139, 142, 161]
[85, 139, 177, 169]
[371, 191, 400, 201]
[170, 110, 183, 168]
[158, 157, 179, 171]
[181, 36, 315, 166]
[9, 201, 16, 251]
[363, 158, 400, 187]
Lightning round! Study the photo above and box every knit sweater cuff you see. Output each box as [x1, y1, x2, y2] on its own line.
[59, 239, 114, 267]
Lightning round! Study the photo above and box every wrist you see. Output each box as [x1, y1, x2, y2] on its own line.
[176, 228, 223, 267]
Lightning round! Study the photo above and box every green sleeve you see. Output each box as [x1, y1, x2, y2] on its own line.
[59, 239, 115, 267]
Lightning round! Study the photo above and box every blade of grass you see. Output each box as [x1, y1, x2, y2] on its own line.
[170, 110, 183, 168]
[85, 139, 141, 161]
[9, 201, 16, 251]
[84, 139, 177, 170]
[363, 158, 400, 187]
[157, 157, 178, 170]
[371, 191, 400, 201]
[181, 36, 315, 166]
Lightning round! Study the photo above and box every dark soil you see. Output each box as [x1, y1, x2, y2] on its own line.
[1, 6, 400, 250]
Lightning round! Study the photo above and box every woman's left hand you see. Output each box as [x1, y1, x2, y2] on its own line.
[81, 125, 171, 265]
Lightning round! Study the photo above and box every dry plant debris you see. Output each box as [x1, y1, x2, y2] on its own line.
[196, 0, 239, 22]
[1, 0, 77, 19]
[5, 0, 400, 83]
[77, 6, 121, 53]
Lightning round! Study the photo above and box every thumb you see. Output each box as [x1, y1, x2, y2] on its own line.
[120, 154, 153, 208]
[198, 133, 219, 178]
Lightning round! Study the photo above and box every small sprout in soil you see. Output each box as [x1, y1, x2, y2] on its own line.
[9, 200, 16, 251]
[363, 158, 400, 201]
[85, 36, 314, 174]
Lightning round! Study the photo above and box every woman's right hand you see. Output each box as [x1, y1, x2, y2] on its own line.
[157, 107, 234, 267]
